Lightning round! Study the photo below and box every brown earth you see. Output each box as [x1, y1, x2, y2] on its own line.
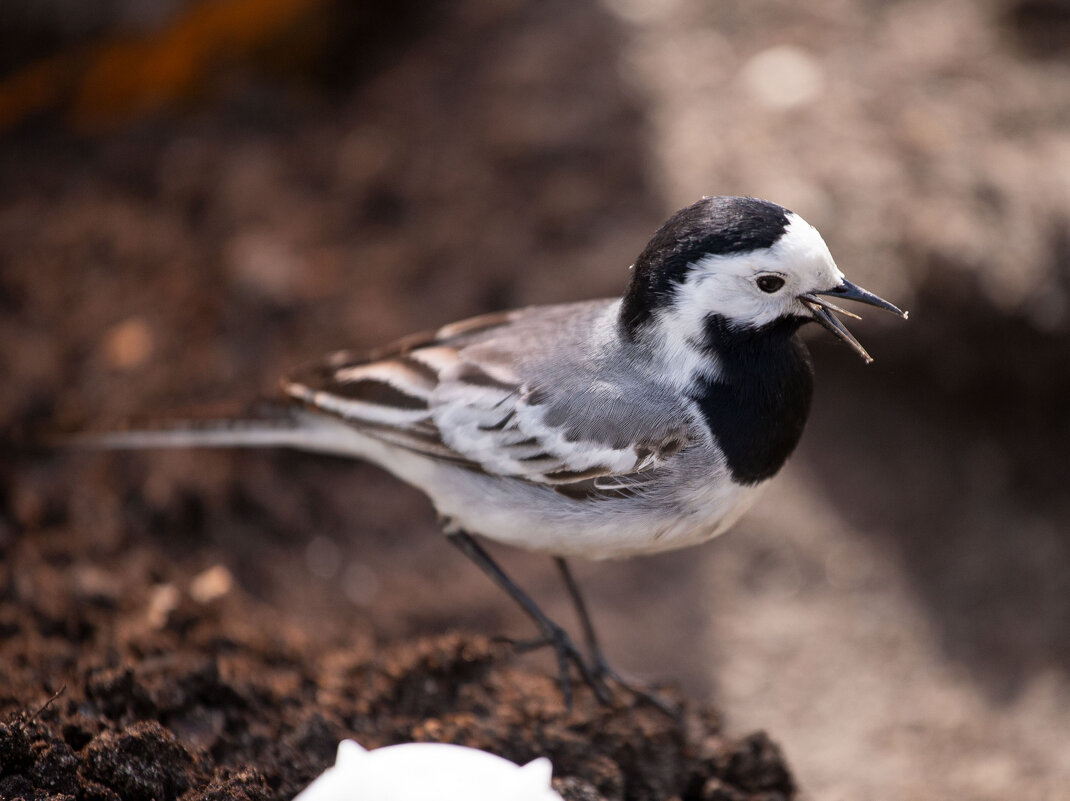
[0, 523, 792, 801]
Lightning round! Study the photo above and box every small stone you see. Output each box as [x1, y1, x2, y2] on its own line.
[146, 583, 180, 629]
[189, 565, 233, 604]
[103, 317, 154, 370]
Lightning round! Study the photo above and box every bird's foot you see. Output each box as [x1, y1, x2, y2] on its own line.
[492, 629, 610, 707]
[588, 657, 682, 721]
[492, 633, 556, 655]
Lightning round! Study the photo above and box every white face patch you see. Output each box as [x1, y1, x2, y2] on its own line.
[666, 212, 845, 333]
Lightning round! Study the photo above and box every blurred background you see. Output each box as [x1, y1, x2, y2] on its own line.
[2, 0, 1069, 799]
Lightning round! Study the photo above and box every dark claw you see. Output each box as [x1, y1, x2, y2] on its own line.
[491, 633, 553, 654]
[494, 630, 610, 707]
[591, 658, 682, 721]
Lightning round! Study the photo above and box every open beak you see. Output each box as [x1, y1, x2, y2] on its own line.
[799, 279, 908, 363]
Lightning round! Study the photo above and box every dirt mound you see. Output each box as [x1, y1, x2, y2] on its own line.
[0, 533, 794, 801]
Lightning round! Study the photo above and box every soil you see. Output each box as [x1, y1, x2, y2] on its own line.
[3, 1, 1070, 800]
[0, 529, 793, 801]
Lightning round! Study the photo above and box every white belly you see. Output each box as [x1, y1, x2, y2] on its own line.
[429, 465, 767, 560]
[289, 412, 769, 561]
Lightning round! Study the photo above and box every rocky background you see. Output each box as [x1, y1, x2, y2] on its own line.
[2, 1, 1069, 799]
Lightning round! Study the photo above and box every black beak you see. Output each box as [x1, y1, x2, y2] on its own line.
[799, 279, 908, 363]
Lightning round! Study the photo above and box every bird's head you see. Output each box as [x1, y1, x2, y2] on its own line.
[620, 196, 907, 363]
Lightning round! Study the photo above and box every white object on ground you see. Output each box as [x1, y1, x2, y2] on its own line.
[292, 740, 564, 801]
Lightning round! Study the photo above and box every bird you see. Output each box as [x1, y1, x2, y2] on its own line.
[70, 196, 907, 711]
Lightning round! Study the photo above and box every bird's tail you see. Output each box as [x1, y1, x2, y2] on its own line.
[53, 401, 375, 459]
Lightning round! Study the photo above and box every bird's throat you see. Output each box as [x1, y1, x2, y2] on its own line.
[690, 315, 814, 485]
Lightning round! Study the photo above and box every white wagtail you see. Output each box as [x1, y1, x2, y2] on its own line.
[75, 196, 907, 709]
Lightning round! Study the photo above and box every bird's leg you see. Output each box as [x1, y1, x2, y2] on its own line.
[555, 557, 682, 720]
[446, 530, 601, 709]
[553, 557, 612, 677]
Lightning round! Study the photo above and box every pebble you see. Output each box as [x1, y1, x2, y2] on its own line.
[103, 317, 154, 369]
[189, 564, 234, 604]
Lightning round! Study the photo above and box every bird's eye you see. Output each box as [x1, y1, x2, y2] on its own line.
[756, 275, 785, 293]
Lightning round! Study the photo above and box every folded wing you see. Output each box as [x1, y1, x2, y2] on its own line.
[283, 305, 695, 499]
